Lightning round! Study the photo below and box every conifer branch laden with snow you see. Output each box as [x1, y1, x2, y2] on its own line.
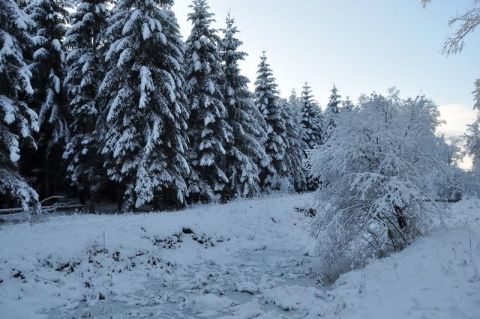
[300, 82, 323, 150]
[300, 82, 323, 190]
[220, 13, 268, 199]
[254, 52, 289, 190]
[280, 98, 308, 192]
[323, 84, 341, 143]
[98, 0, 190, 211]
[0, 0, 40, 211]
[62, 0, 109, 213]
[24, 0, 72, 200]
[27, 0, 71, 146]
[184, 0, 232, 202]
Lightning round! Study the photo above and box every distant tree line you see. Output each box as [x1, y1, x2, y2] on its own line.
[2, 0, 480, 280]
[1, 0, 326, 212]
[1, 0, 479, 219]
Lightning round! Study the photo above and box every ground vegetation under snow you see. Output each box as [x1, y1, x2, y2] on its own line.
[0, 193, 479, 318]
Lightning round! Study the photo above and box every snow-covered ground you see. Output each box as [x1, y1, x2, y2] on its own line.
[0, 193, 479, 319]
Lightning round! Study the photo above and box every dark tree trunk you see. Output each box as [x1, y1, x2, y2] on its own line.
[44, 159, 50, 199]
[394, 205, 407, 229]
[79, 188, 86, 205]
[116, 187, 122, 211]
[89, 190, 95, 214]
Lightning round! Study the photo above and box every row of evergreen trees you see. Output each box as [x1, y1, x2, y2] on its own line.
[1, 0, 349, 212]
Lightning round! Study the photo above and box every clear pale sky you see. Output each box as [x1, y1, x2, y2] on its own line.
[172, 0, 479, 141]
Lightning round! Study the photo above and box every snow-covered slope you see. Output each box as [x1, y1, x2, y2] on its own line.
[0, 193, 479, 319]
[315, 199, 480, 319]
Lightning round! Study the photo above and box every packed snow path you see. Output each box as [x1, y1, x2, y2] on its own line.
[1, 193, 479, 318]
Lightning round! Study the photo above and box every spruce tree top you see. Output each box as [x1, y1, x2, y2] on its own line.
[254, 51, 280, 116]
[221, 13, 249, 98]
[186, 0, 219, 49]
[185, 0, 224, 109]
[325, 84, 341, 115]
[301, 82, 314, 106]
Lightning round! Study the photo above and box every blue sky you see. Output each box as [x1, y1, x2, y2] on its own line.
[172, 0, 479, 138]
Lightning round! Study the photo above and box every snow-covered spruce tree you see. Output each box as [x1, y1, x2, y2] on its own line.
[26, 0, 70, 198]
[27, 0, 70, 142]
[300, 82, 323, 149]
[288, 88, 304, 133]
[323, 84, 341, 143]
[341, 95, 355, 112]
[98, 0, 190, 211]
[220, 14, 268, 199]
[300, 82, 322, 190]
[286, 90, 309, 191]
[0, 0, 40, 210]
[254, 52, 288, 190]
[309, 89, 447, 279]
[63, 0, 109, 213]
[184, 0, 231, 202]
[281, 98, 307, 192]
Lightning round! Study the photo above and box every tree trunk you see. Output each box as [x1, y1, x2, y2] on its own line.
[116, 187, 122, 212]
[89, 190, 95, 214]
[44, 159, 50, 199]
[79, 188, 86, 205]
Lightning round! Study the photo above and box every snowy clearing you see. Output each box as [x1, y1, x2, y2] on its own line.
[0, 193, 479, 319]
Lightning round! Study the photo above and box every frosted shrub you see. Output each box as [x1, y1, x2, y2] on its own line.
[309, 89, 448, 278]
[269, 176, 293, 193]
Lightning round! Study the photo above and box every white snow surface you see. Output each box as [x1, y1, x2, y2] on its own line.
[0, 193, 479, 319]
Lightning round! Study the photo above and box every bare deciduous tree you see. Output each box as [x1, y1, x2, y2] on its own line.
[423, 0, 480, 55]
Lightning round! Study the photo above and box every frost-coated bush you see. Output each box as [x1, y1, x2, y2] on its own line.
[309, 89, 449, 278]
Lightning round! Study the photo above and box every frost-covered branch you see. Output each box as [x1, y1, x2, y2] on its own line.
[309, 89, 450, 279]
[423, 0, 480, 55]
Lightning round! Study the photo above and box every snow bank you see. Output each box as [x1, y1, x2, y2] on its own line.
[0, 193, 317, 318]
[0, 194, 479, 319]
[309, 198, 480, 319]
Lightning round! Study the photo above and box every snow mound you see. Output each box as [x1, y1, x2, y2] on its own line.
[0, 193, 317, 318]
[262, 285, 333, 311]
[182, 294, 238, 314]
[312, 198, 480, 319]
